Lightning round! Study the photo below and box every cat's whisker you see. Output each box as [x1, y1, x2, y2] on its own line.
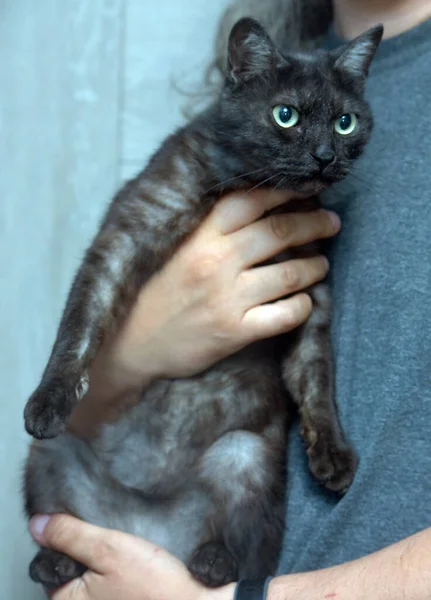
[244, 173, 283, 195]
[348, 162, 385, 188]
[348, 171, 403, 208]
[353, 163, 385, 180]
[365, 143, 406, 161]
[272, 176, 287, 193]
[347, 172, 396, 206]
[348, 175, 377, 194]
[203, 168, 266, 194]
[350, 170, 383, 192]
[353, 170, 386, 189]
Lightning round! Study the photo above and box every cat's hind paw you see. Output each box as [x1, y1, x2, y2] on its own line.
[29, 548, 86, 588]
[307, 435, 358, 495]
[189, 542, 238, 588]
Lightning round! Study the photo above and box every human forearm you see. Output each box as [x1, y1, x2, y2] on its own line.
[260, 527, 431, 600]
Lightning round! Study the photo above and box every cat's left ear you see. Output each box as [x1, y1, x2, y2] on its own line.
[332, 24, 384, 84]
[227, 18, 285, 84]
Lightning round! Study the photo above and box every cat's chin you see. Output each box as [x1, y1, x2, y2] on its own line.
[293, 174, 345, 195]
[294, 180, 328, 195]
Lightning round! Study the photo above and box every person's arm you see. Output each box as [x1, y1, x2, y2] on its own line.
[30, 514, 431, 600]
[266, 527, 431, 600]
[68, 189, 339, 437]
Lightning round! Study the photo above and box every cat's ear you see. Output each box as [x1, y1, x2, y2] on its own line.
[227, 18, 285, 84]
[333, 24, 384, 82]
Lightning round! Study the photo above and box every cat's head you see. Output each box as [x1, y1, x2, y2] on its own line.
[215, 18, 383, 194]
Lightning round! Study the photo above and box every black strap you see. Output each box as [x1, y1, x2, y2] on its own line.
[234, 578, 272, 600]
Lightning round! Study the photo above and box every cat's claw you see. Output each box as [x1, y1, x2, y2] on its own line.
[307, 437, 358, 494]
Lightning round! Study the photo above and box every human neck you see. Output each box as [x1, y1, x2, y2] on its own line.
[333, 0, 431, 40]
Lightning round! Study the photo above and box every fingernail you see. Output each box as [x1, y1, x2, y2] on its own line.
[327, 211, 341, 231]
[29, 515, 51, 542]
[323, 256, 330, 270]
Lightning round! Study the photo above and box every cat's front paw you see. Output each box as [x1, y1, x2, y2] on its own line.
[307, 434, 358, 494]
[189, 542, 238, 588]
[24, 372, 88, 439]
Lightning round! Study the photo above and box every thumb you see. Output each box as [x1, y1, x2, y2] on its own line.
[29, 514, 115, 574]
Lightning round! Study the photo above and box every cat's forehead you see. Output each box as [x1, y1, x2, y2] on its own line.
[271, 54, 358, 113]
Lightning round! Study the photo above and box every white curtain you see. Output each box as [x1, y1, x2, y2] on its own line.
[0, 0, 230, 597]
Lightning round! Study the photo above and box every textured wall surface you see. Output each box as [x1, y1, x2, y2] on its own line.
[0, 0, 230, 597]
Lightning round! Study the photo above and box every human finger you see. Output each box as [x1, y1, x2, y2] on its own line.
[242, 293, 313, 340]
[241, 256, 328, 307]
[232, 209, 340, 267]
[207, 188, 299, 234]
[51, 580, 83, 600]
[30, 515, 115, 574]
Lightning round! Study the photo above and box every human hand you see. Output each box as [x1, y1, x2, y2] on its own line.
[104, 189, 338, 380]
[29, 514, 235, 600]
[69, 189, 339, 435]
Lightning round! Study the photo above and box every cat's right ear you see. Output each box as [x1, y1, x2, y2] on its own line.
[227, 18, 284, 84]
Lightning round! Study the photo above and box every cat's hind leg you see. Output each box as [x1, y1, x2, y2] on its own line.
[192, 426, 286, 585]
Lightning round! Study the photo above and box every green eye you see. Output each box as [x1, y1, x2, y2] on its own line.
[272, 105, 299, 128]
[334, 113, 357, 135]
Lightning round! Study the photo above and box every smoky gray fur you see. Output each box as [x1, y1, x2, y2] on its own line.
[23, 15, 383, 590]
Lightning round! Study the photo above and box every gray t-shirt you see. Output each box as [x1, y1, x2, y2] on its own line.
[279, 17, 431, 574]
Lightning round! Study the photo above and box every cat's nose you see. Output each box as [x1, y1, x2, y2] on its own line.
[311, 145, 335, 169]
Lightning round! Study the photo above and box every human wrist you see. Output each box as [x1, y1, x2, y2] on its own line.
[91, 335, 163, 396]
[104, 351, 160, 392]
[205, 578, 279, 600]
[265, 577, 289, 600]
[204, 582, 236, 600]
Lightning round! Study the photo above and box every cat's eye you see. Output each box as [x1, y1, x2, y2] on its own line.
[334, 113, 357, 135]
[272, 105, 299, 129]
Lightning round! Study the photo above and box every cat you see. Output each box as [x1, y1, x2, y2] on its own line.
[23, 18, 383, 589]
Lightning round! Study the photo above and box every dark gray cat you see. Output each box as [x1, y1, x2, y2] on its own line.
[23, 18, 383, 589]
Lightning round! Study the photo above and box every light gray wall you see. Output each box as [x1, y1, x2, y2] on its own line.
[0, 0, 230, 597]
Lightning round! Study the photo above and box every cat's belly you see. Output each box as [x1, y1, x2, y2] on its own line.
[25, 434, 210, 563]
[24, 348, 286, 564]
[93, 351, 285, 494]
